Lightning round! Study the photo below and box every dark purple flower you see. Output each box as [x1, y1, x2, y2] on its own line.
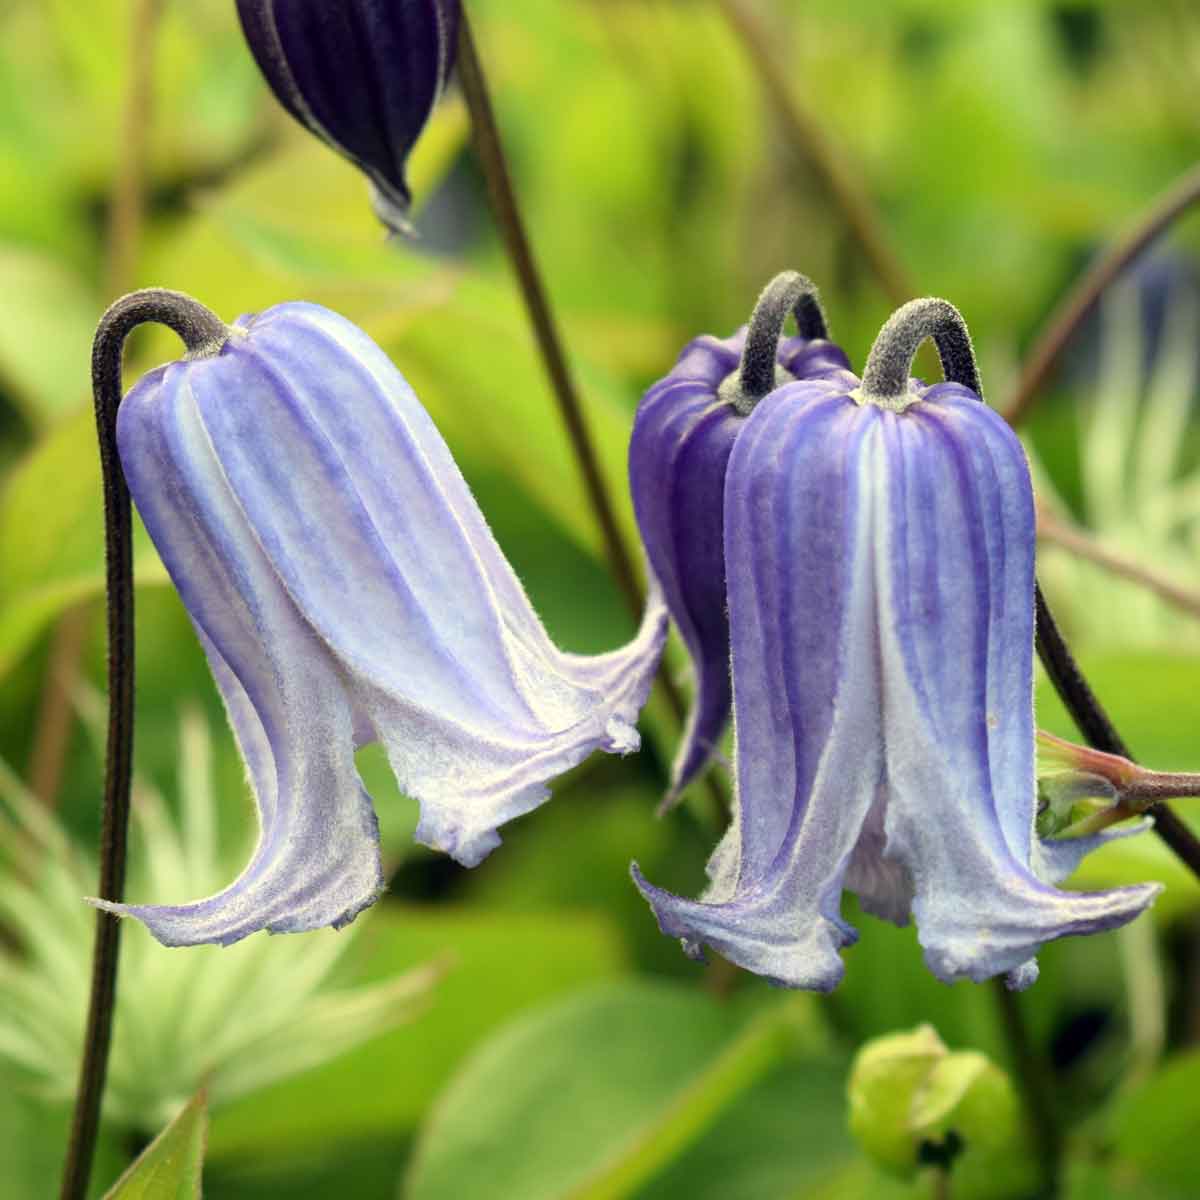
[633, 298, 1158, 990]
[236, 0, 460, 232]
[629, 272, 851, 802]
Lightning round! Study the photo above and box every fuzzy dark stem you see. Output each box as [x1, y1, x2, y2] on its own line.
[454, 9, 730, 815]
[1125, 774, 1200, 804]
[1034, 587, 1200, 879]
[860, 298, 981, 403]
[1005, 161, 1200, 427]
[60, 289, 227, 1200]
[724, 270, 828, 415]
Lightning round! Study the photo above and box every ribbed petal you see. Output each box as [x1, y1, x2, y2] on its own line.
[236, 0, 459, 230]
[634, 379, 1159, 989]
[103, 302, 665, 945]
[630, 331, 850, 801]
[96, 359, 384, 946]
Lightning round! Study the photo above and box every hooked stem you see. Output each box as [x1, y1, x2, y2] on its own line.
[721, 270, 829, 415]
[859, 298, 981, 406]
[60, 289, 227, 1200]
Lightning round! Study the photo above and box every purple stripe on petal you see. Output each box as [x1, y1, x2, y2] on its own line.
[634, 361, 1159, 989]
[629, 329, 855, 800]
[105, 300, 665, 945]
[236, 1, 460, 229]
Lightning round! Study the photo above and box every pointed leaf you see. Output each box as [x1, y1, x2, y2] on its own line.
[103, 1089, 208, 1200]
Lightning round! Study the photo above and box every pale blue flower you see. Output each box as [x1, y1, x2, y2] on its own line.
[98, 301, 665, 946]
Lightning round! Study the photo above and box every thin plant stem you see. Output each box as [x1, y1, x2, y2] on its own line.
[455, 10, 642, 618]
[60, 290, 227, 1200]
[991, 980, 1060, 1199]
[1005, 161, 1200, 426]
[455, 8, 730, 814]
[1034, 585, 1200, 879]
[27, 0, 164, 808]
[1124, 774, 1200, 805]
[716, 0, 913, 306]
[1037, 505, 1200, 623]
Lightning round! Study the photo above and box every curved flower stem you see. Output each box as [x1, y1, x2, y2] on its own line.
[1034, 587, 1200, 879]
[60, 290, 227, 1200]
[455, 10, 730, 814]
[860, 298, 981, 403]
[722, 270, 828, 414]
[715, 0, 913, 306]
[1005, 161, 1200, 427]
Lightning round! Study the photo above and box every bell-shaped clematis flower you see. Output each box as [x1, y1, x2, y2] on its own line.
[236, 0, 459, 232]
[97, 299, 666, 947]
[629, 272, 851, 803]
[633, 298, 1160, 991]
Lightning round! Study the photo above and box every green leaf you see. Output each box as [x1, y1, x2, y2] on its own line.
[0, 1063, 124, 1200]
[1110, 1047, 1200, 1195]
[102, 1089, 208, 1200]
[405, 981, 820, 1200]
[641, 1055, 857, 1200]
[207, 906, 629, 1161]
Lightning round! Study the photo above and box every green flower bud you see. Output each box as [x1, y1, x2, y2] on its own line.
[848, 1025, 1026, 1194]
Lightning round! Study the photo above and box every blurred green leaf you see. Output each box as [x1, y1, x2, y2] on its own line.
[0, 404, 168, 679]
[208, 906, 628, 1161]
[102, 1090, 207, 1200]
[1110, 1048, 1200, 1195]
[0, 1063, 124, 1200]
[642, 1054, 856, 1200]
[405, 981, 818, 1200]
[0, 245, 96, 425]
[1062, 1157, 1191, 1200]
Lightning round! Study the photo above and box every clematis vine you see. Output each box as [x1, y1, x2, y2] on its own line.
[632, 292, 1160, 991]
[236, 0, 459, 232]
[93, 292, 665, 947]
[629, 271, 851, 802]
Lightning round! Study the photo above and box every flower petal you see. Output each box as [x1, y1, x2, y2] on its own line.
[635, 378, 1159, 988]
[102, 302, 666, 944]
[630, 332, 850, 801]
[96, 360, 384, 945]
[236, 0, 459, 229]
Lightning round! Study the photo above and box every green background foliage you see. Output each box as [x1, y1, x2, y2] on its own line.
[1, 0, 1199, 1196]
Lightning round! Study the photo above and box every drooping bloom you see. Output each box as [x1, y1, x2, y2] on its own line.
[236, 0, 459, 232]
[629, 272, 850, 800]
[633, 298, 1159, 990]
[99, 300, 665, 947]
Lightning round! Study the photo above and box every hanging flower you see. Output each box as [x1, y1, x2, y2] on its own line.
[96, 299, 665, 947]
[632, 297, 1159, 990]
[235, 0, 460, 232]
[629, 272, 850, 802]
